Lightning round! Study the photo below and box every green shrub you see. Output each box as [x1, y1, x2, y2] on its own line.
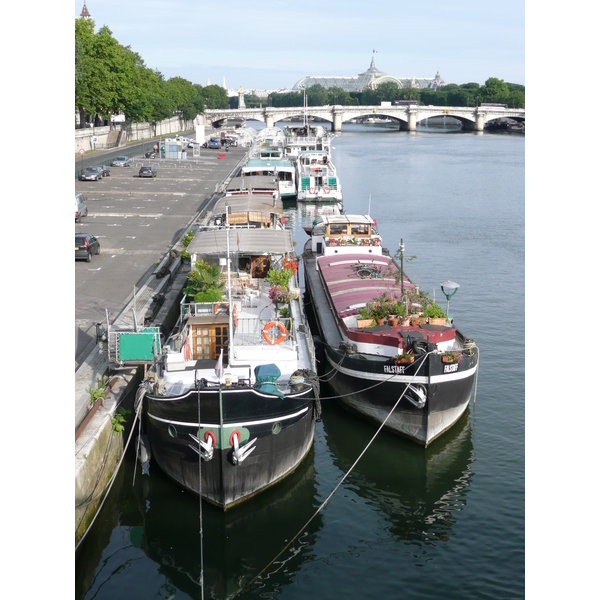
[193, 288, 223, 303]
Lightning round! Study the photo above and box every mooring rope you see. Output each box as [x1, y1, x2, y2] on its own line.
[233, 351, 435, 597]
[75, 398, 144, 552]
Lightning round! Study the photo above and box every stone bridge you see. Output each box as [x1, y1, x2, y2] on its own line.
[202, 105, 525, 132]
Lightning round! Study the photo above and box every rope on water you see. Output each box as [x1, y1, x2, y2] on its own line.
[233, 351, 435, 597]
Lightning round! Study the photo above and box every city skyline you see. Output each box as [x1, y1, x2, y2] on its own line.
[74, 0, 525, 90]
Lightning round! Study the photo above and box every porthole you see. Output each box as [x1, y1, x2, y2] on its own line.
[168, 424, 178, 438]
[272, 422, 282, 435]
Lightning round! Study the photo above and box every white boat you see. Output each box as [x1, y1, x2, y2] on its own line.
[296, 149, 342, 203]
[283, 125, 332, 159]
[238, 147, 297, 199]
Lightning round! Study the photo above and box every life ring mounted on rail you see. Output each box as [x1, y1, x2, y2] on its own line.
[183, 338, 191, 360]
[323, 186, 331, 194]
[232, 304, 238, 327]
[309, 187, 316, 195]
[262, 321, 287, 345]
[214, 302, 228, 314]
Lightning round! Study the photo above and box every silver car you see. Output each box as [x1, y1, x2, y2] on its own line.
[79, 167, 101, 181]
[111, 156, 131, 167]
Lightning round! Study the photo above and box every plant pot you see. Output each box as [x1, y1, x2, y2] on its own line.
[376, 318, 385, 326]
[396, 356, 415, 364]
[419, 317, 428, 325]
[357, 319, 374, 328]
[388, 316, 399, 327]
[429, 317, 447, 326]
[401, 318, 411, 326]
[442, 354, 459, 363]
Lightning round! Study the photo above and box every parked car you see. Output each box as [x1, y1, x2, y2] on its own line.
[139, 166, 157, 178]
[75, 233, 100, 262]
[222, 137, 238, 147]
[79, 167, 102, 181]
[75, 193, 88, 223]
[111, 156, 131, 167]
[208, 137, 221, 149]
[98, 165, 110, 177]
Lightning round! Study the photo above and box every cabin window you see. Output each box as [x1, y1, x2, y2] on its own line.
[351, 224, 369, 236]
[329, 224, 347, 236]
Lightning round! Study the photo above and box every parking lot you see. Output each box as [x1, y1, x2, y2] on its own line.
[75, 145, 248, 366]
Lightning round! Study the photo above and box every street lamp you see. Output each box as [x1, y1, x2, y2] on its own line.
[399, 239, 405, 300]
[440, 280, 460, 319]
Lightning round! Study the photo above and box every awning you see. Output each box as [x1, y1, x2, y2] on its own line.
[188, 228, 293, 256]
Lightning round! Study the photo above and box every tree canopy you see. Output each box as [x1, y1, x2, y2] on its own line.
[75, 18, 229, 125]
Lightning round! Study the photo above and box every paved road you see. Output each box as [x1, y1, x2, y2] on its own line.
[75, 144, 249, 367]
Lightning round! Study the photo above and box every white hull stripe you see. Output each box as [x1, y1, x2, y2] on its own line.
[147, 406, 310, 429]
[328, 356, 478, 384]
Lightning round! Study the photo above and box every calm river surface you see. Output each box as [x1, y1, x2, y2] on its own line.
[75, 122, 525, 599]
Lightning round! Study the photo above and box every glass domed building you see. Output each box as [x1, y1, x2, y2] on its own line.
[292, 58, 444, 92]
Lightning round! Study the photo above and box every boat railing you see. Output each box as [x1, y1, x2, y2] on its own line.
[233, 315, 295, 347]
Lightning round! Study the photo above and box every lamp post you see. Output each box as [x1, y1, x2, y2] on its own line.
[399, 239, 405, 300]
[440, 280, 460, 319]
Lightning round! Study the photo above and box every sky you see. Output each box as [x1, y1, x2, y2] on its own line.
[71, 0, 525, 90]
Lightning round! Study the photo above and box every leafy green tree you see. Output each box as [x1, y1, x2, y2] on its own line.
[481, 77, 510, 104]
[306, 84, 328, 107]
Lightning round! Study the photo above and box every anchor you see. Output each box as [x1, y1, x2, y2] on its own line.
[188, 433, 214, 461]
[404, 383, 427, 409]
[231, 432, 257, 465]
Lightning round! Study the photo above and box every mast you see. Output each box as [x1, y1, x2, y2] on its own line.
[225, 206, 233, 365]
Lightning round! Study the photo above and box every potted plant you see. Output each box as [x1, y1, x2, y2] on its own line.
[423, 302, 447, 326]
[394, 351, 414, 364]
[357, 307, 374, 328]
[442, 351, 460, 364]
[269, 285, 292, 306]
[266, 267, 293, 288]
[279, 306, 290, 318]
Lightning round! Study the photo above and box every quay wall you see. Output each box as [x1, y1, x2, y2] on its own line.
[75, 116, 195, 153]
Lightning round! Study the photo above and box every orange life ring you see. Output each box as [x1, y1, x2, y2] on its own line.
[323, 186, 331, 194]
[183, 338, 191, 360]
[232, 304, 238, 327]
[214, 302, 227, 314]
[262, 321, 287, 345]
[309, 187, 316, 194]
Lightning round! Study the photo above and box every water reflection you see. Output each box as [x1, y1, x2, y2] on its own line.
[77, 446, 322, 599]
[320, 395, 474, 544]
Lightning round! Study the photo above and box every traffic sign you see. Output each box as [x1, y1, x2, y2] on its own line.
[154, 144, 158, 150]
[79, 148, 85, 155]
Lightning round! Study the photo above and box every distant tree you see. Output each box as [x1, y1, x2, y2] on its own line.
[306, 84, 328, 107]
[202, 85, 229, 109]
[481, 77, 510, 104]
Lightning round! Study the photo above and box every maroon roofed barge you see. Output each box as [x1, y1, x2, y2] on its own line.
[302, 214, 479, 446]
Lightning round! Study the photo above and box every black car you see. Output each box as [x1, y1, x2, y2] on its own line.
[139, 166, 157, 178]
[99, 165, 111, 177]
[75, 233, 101, 262]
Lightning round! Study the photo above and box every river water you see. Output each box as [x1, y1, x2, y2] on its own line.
[75, 122, 525, 599]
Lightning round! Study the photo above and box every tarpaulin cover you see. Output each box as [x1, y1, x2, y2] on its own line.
[254, 363, 281, 383]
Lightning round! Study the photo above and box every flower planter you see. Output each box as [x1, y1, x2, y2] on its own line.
[388, 316, 399, 327]
[401, 318, 411, 326]
[442, 353, 459, 363]
[396, 356, 415, 365]
[429, 317, 447, 326]
[376, 318, 385, 326]
[357, 319, 374, 328]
